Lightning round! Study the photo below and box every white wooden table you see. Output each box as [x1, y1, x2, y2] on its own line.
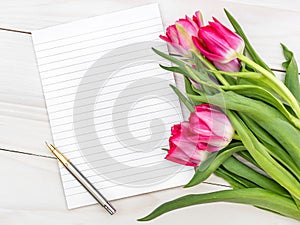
[1, 0, 300, 224]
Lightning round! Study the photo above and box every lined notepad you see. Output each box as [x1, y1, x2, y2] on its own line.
[32, 4, 193, 209]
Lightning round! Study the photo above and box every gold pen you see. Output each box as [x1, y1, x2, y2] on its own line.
[45, 142, 116, 215]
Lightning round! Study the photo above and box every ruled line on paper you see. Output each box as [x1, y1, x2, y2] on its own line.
[48, 90, 175, 116]
[54, 113, 176, 141]
[63, 158, 169, 182]
[65, 168, 191, 197]
[38, 37, 163, 67]
[53, 111, 178, 135]
[50, 96, 174, 120]
[59, 135, 170, 155]
[36, 25, 162, 58]
[42, 65, 166, 93]
[36, 21, 161, 53]
[56, 128, 168, 150]
[63, 164, 189, 191]
[50, 102, 178, 129]
[37, 28, 163, 62]
[35, 29, 163, 63]
[62, 153, 167, 178]
[62, 161, 182, 183]
[53, 115, 175, 141]
[45, 71, 170, 102]
[32, 4, 193, 209]
[56, 128, 171, 153]
[69, 147, 167, 168]
[42, 62, 164, 86]
[40, 44, 165, 76]
[39, 51, 165, 80]
[51, 112, 179, 135]
[34, 17, 161, 46]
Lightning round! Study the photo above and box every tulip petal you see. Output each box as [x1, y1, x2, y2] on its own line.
[175, 23, 195, 50]
[214, 59, 241, 72]
[192, 36, 225, 62]
[198, 26, 236, 63]
[206, 145, 223, 152]
[193, 11, 203, 28]
[166, 122, 203, 166]
[166, 25, 180, 44]
[159, 34, 171, 43]
[188, 103, 234, 152]
[210, 17, 245, 54]
[159, 11, 203, 57]
[177, 19, 197, 35]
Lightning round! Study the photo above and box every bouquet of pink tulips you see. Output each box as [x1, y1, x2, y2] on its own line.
[138, 9, 300, 221]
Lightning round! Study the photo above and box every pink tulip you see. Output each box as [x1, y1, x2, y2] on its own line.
[189, 104, 234, 152]
[165, 104, 234, 167]
[159, 11, 203, 56]
[166, 122, 206, 167]
[192, 17, 244, 72]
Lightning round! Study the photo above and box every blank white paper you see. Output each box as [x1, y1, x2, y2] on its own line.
[32, 3, 193, 209]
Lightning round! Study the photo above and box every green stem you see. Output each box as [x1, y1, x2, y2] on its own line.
[233, 133, 241, 140]
[194, 52, 230, 87]
[237, 54, 300, 118]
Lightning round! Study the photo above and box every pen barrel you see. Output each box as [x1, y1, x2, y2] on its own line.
[67, 162, 116, 215]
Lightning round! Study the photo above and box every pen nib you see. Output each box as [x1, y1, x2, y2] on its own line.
[45, 141, 50, 148]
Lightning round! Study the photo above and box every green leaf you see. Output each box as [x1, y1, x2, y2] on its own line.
[196, 151, 219, 172]
[191, 52, 219, 94]
[222, 157, 289, 197]
[218, 166, 257, 188]
[239, 113, 300, 180]
[159, 64, 184, 74]
[192, 52, 231, 86]
[236, 151, 260, 168]
[153, 48, 187, 68]
[185, 143, 245, 187]
[153, 48, 220, 91]
[191, 51, 208, 74]
[138, 188, 300, 221]
[184, 76, 198, 96]
[281, 44, 300, 102]
[191, 84, 205, 96]
[224, 9, 274, 75]
[184, 65, 221, 90]
[214, 167, 248, 189]
[227, 111, 300, 200]
[221, 84, 300, 129]
[170, 84, 195, 112]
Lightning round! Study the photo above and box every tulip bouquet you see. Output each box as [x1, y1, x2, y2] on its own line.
[138, 9, 300, 221]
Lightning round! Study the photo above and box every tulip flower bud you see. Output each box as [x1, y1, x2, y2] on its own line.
[165, 104, 234, 167]
[166, 122, 206, 167]
[189, 104, 235, 152]
[160, 11, 203, 57]
[192, 17, 245, 71]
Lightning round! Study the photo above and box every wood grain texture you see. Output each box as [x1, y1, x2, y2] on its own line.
[0, 30, 53, 156]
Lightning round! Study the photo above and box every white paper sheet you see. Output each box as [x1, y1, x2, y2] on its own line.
[32, 3, 193, 209]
